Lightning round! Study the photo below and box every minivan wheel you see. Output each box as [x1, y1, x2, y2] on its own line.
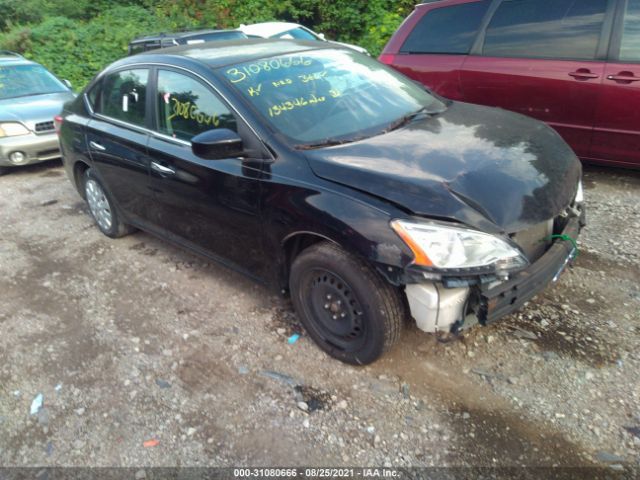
[83, 169, 134, 238]
[290, 242, 404, 365]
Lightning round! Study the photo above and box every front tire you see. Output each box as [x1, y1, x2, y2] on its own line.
[289, 242, 404, 365]
[83, 169, 134, 238]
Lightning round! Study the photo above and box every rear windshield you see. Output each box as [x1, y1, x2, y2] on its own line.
[0, 64, 67, 100]
[184, 31, 247, 44]
[271, 27, 319, 41]
[220, 49, 446, 146]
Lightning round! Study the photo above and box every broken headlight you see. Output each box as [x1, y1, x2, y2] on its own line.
[392, 220, 529, 272]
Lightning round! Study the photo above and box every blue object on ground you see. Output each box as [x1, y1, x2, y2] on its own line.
[155, 379, 171, 389]
[260, 370, 297, 387]
[288, 334, 301, 344]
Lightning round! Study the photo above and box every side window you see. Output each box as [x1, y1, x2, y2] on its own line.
[400, 1, 491, 54]
[156, 69, 236, 142]
[98, 69, 148, 127]
[482, 0, 609, 60]
[620, 0, 640, 61]
[86, 80, 100, 110]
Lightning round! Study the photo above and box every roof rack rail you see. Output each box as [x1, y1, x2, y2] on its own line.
[0, 50, 23, 58]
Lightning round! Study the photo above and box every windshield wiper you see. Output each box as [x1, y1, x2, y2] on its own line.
[296, 137, 363, 150]
[385, 106, 432, 132]
[386, 101, 450, 132]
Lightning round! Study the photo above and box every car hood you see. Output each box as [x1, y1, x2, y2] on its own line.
[0, 91, 76, 129]
[304, 102, 581, 234]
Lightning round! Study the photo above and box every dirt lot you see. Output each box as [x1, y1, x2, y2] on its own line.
[0, 161, 639, 471]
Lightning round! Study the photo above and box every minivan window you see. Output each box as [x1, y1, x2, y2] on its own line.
[482, 0, 609, 60]
[400, 1, 490, 54]
[620, 0, 640, 61]
[156, 69, 236, 142]
[99, 69, 148, 127]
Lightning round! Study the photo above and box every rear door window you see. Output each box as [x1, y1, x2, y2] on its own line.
[482, 0, 609, 60]
[620, 0, 640, 61]
[97, 69, 149, 127]
[400, 1, 491, 54]
[155, 69, 236, 142]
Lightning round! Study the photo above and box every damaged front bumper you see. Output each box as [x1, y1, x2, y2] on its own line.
[474, 215, 580, 326]
[405, 214, 583, 334]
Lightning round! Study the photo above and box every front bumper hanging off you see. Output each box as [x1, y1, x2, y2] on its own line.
[405, 214, 582, 333]
[476, 215, 580, 325]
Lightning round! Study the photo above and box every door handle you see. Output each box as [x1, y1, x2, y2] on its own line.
[89, 141, 106, 151]
[151, 162, 176, 176]
[607, 73, 640, 83]
[568, 70, 599, 80]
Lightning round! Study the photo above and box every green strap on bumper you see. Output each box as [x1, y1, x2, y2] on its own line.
[547, 234, 579, 259]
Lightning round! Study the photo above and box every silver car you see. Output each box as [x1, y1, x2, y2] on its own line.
[0, 51, 75, 175]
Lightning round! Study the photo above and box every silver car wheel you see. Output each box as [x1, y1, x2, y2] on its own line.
[85, 179, 113, 232]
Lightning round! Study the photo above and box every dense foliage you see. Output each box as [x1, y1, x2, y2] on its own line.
[0, 0, 415, 90]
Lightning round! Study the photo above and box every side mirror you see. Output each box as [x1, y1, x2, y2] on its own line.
[191, 128, 244, 160]
[318, 33, 326, 41]
[62, 79, 72, 89]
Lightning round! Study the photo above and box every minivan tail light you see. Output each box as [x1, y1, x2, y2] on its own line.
[378, 54, 395, 65]
[53, 115, 63, 134]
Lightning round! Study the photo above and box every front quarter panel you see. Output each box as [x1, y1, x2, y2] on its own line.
[260, 157, 416, 288]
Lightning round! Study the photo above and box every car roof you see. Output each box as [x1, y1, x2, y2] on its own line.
[238, 22, 308, 37]
[0, 51, 37, 67]
[123, 38, 331, 69]
[130, 29, 244, 44]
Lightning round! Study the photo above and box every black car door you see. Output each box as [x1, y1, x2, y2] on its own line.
[86, 68, 155, 226]
[145, 67, 268, 279]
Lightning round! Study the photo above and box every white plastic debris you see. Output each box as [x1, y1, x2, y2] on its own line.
[30, 393, 44, 415]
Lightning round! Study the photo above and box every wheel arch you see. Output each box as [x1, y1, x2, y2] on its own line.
[73, 160, 91, 199]
[280, 231, 339, 291]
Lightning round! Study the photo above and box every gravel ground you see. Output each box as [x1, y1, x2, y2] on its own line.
[0, 161, 638, 471]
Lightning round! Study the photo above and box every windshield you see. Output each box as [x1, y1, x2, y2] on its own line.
[272, 27, 319, 41]
[0, 64, 68, 100]
[220, 49, 446, 146]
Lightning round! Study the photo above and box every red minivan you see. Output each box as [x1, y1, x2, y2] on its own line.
[380, 0, 640, 168]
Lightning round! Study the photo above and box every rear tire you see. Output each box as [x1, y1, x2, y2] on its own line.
[289, 242, 404, 365]
[83, 169, 135, 238]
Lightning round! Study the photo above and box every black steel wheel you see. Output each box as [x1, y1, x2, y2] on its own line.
[290, 242, 404, 365]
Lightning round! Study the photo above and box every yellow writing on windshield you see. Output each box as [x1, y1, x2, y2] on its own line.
[298, 71, 327, 83]
[248, 84, 262, 97]
[226, 56, 313, 84]
[272, 78, 293, 88]
[268, 94, 327, 117]
[169, 98, 220, 127]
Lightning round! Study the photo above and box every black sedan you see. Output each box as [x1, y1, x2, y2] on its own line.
[58, 39, 585, 365]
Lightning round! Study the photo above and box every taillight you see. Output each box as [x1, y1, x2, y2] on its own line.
[378, 54, 395, 65]
[53, 115, 63, 134]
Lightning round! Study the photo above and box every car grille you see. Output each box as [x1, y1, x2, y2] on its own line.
[510, 219, 554, 262]
[35, 121, 55, 133]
